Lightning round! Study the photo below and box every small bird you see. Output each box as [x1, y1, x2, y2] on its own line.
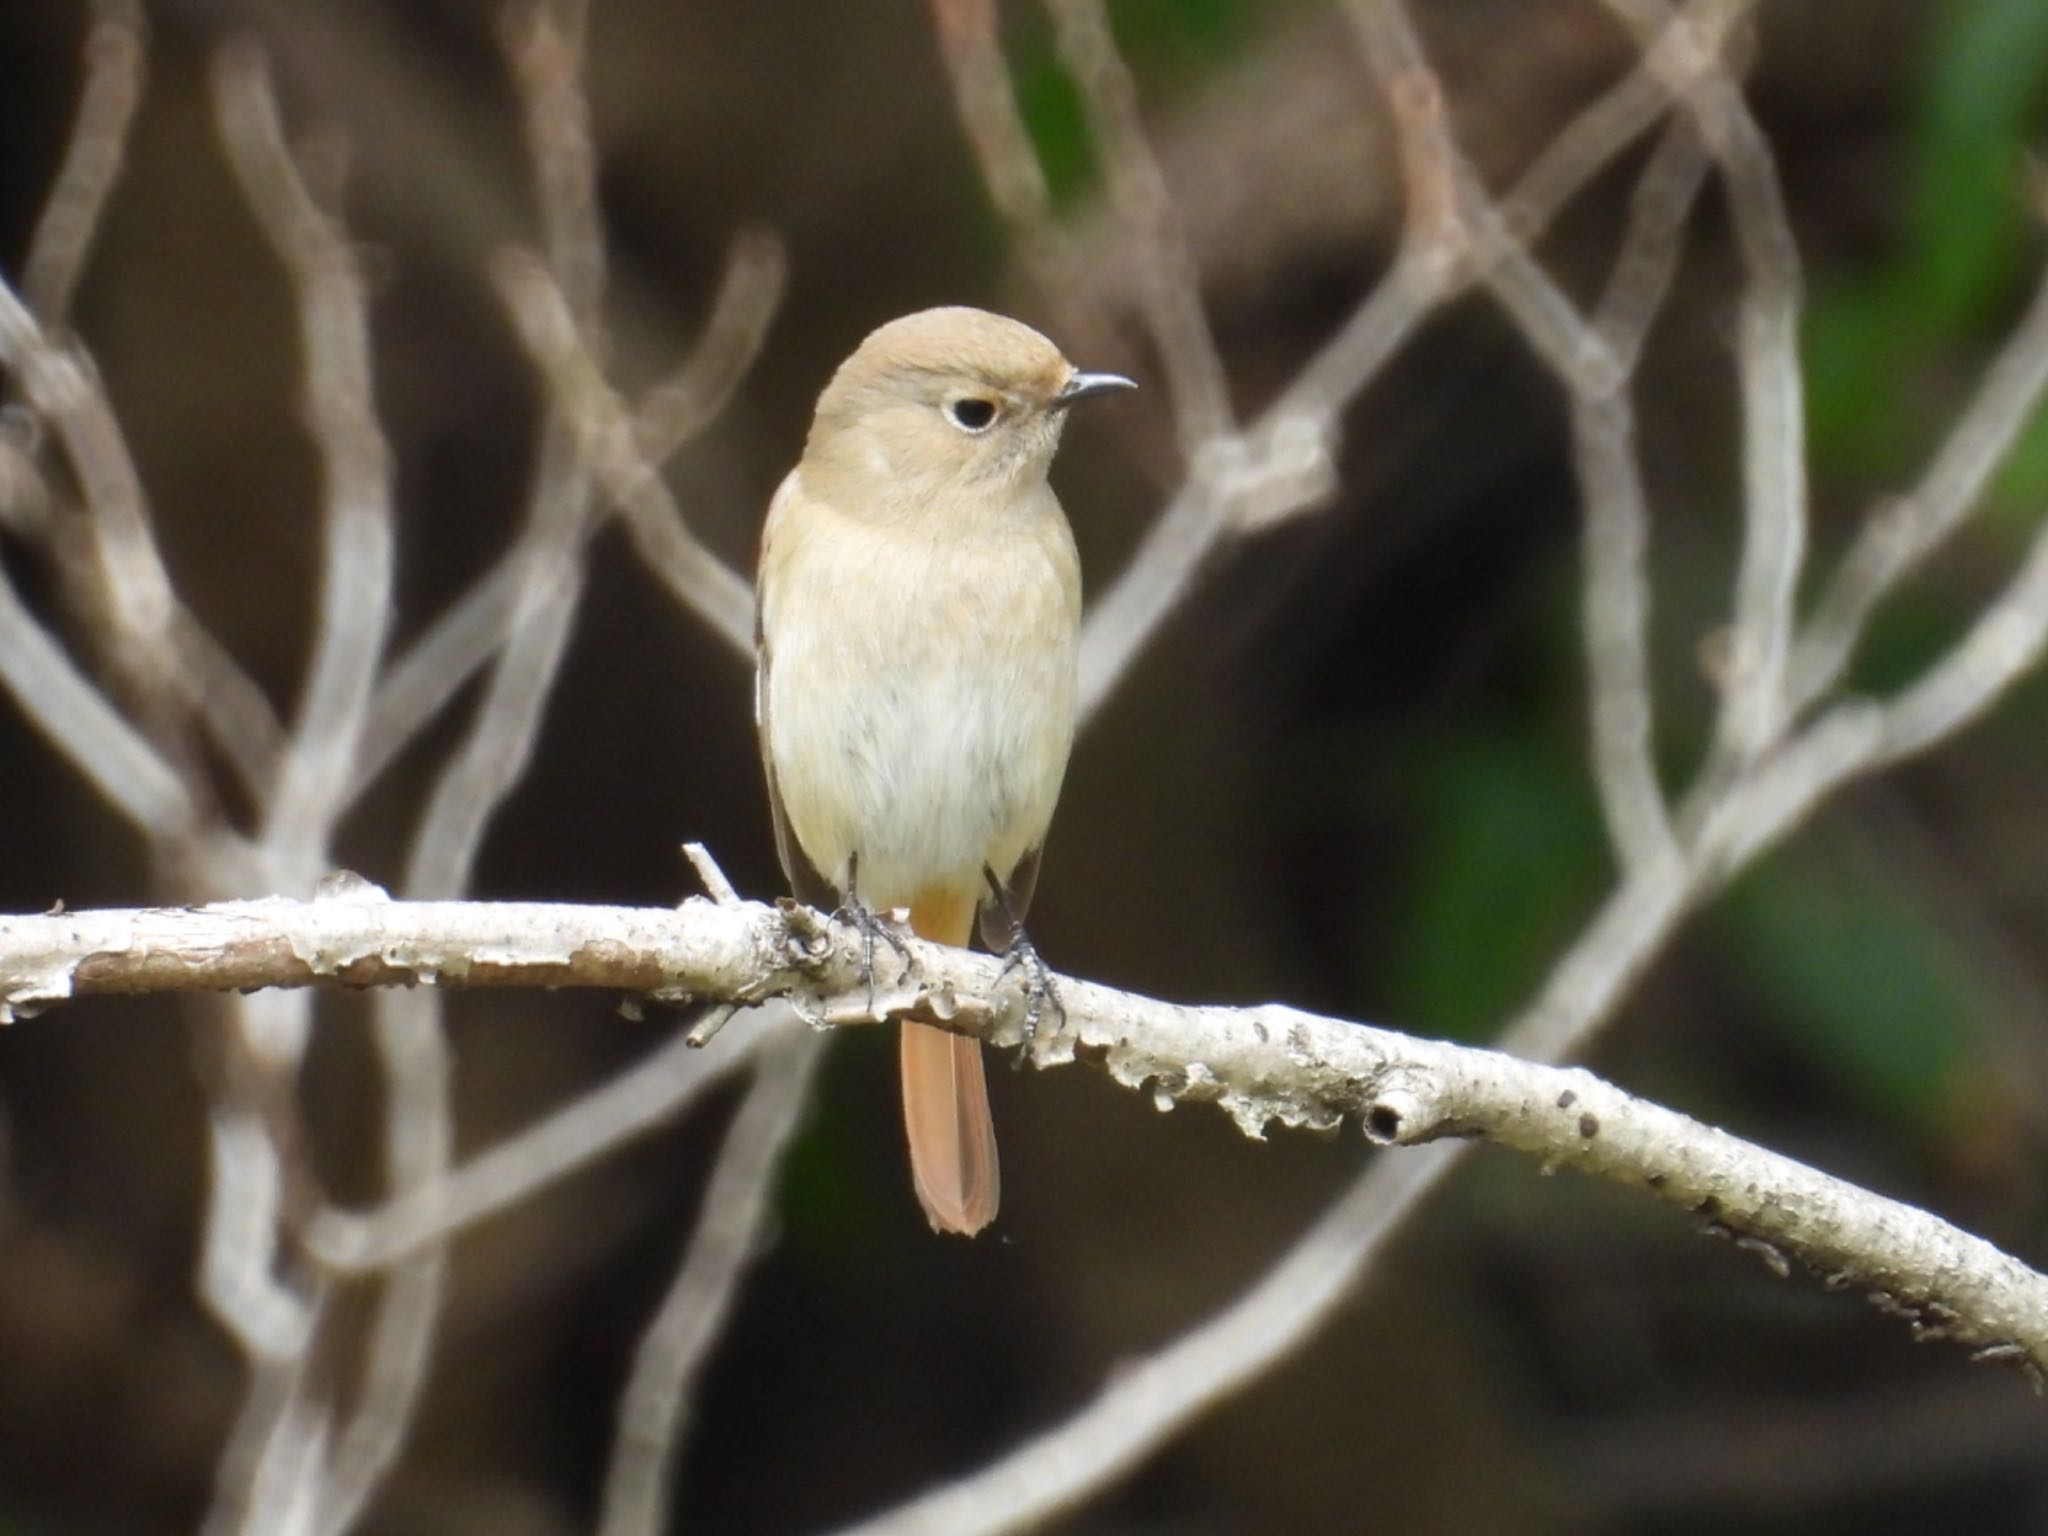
[755, 306, 1134, 1235]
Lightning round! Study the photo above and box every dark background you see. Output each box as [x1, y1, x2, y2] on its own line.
[3, 1, 2048, 1532]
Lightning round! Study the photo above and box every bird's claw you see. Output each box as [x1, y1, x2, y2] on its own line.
[996, 931, 1063, 1064]
[833, 894, 913, 1012]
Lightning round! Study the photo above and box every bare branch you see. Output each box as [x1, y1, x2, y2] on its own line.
[1571, 125, 1713, 871]
[494, 251, 755, 654]
[20, 5, 146, 328]
[597, 1035, 823, 1536]
[1594, 122, 1714, 368]
[403, 432, 592, 895]
[1077, 0, 1747, 719]
[1791, 260, 2048, 715]
[1044, 0, 1234, 449]
[1871, 518, 2048, 761]
[8, 892, 2040, 1377]
[1601, 0, 1806, 772]
[503, 0, 605, 331]
[0, 274, 265, 809]
[0, 551, 195, 838]
[927, 0, 1064, 269]
[195, 1090, 318, 1363]
[632, 226, 787, 466]
[1573, 395, 1676, 869]
[823, 1141, 1459, 1536]
[213, 43, 397, 871]
[198, 1360, 330, 1536]
[1689, 515, 2048, 885]
[312, 991, 454, 1536]
[356, 226, 779, 789]
[310, 1012, 772, 1273]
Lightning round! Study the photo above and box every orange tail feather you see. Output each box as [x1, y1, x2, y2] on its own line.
[900, 890, 999, 1234]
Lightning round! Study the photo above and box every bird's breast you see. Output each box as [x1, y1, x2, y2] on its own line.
[760, 494, 1080, 909]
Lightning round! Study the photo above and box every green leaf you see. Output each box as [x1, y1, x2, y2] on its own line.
[1714, 848, 1989, 1131]
[1808, 0, 2048, 490]
[1907, 0, 2048, 328]
[1383, 729, 1608, 1039]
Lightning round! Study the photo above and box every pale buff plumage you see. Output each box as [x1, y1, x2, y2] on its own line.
[755, 306, 1131, 1234]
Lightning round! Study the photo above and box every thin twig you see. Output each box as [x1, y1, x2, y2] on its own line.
[504, 0, 606, 335]
[1570, 124, 1713, 871]
[311, 994, 453, 1536]
[1573, 394, 1676, 870]
[0, 553, 195, 840]
[1076, 0, 1747, 720]
[1044, 0, 1235, 450]
[925, 0, 1076, 301]
[597, 1035, 823, 1536]
[1790, 259, 2048, 715]
[214, 42, 397, 874]
[20, 4, 146, 328]
[308, 1013, 775, 1274]
[494, 252, 755, 653]
[354, 226, 780, 790]
[1603, 0, 1806, 774]
[0, 274, 262, 808]
[632, 226, 787, 466]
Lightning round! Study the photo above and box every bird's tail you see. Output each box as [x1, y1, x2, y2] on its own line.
[900, 889, 999, 1235]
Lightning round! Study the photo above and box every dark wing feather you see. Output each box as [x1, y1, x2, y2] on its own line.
[977, 843, 1042, 953]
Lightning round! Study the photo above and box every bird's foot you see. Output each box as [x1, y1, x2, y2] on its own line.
[833, 893, 914, 1013]
[996, 929, 1064, 1062]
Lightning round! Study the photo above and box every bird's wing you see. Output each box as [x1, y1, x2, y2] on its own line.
[756, 476, 837, 910]
[977, 843, 1041, 953]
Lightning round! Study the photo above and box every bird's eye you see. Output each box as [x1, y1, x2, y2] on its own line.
[947, 397, 998, 432]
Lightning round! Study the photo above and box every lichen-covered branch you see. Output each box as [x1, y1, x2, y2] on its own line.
[4, 887, 2043, 1378]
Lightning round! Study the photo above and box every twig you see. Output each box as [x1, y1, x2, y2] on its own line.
[1570, 124, 1713, 871]
[198, 1358, 330, 1536]
[353, 225, 780, 790]
[1594, 121, 1714, 369]
[632, 225, 787, 466]
[195, 1092, 317, 1363]
[0, 274, 265, 808]
[597, 1035, 823, 1536]
[1790, 259, 2048, 715]
[20, 4, 146, 329]
[214, 42, 397, 873]
[311, 993, 452, 1536]
[503, 0, 606, 334]
[821, 1142, 1457, 1536]
[301, 15, 628, 1516]
[493, 251, 755, 654]
[308, 1011, 776, 1274]
[1075, 0, 1748, 721]
[1573, 394, 1676, 870]
[926, 0, 1071, 297]
[1044, 0, 1235, 449]
[1604, 0, 1806, 774]
[683, 840, 742, 905]
[0, 552, 196, 839]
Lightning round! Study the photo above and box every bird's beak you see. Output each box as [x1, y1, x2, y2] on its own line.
[1051, 370, 1138, 410]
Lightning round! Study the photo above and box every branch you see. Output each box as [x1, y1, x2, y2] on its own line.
[20, 4, 145, 329]
[597, 1034, 824, 1536]
[214, 42, 397, 869]
[3, 890, 2043, 1379]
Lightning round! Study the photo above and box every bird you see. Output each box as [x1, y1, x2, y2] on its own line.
[754, 306, 1134, 1234]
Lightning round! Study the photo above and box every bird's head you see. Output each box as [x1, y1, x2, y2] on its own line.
[802, 306, 1134, 512]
